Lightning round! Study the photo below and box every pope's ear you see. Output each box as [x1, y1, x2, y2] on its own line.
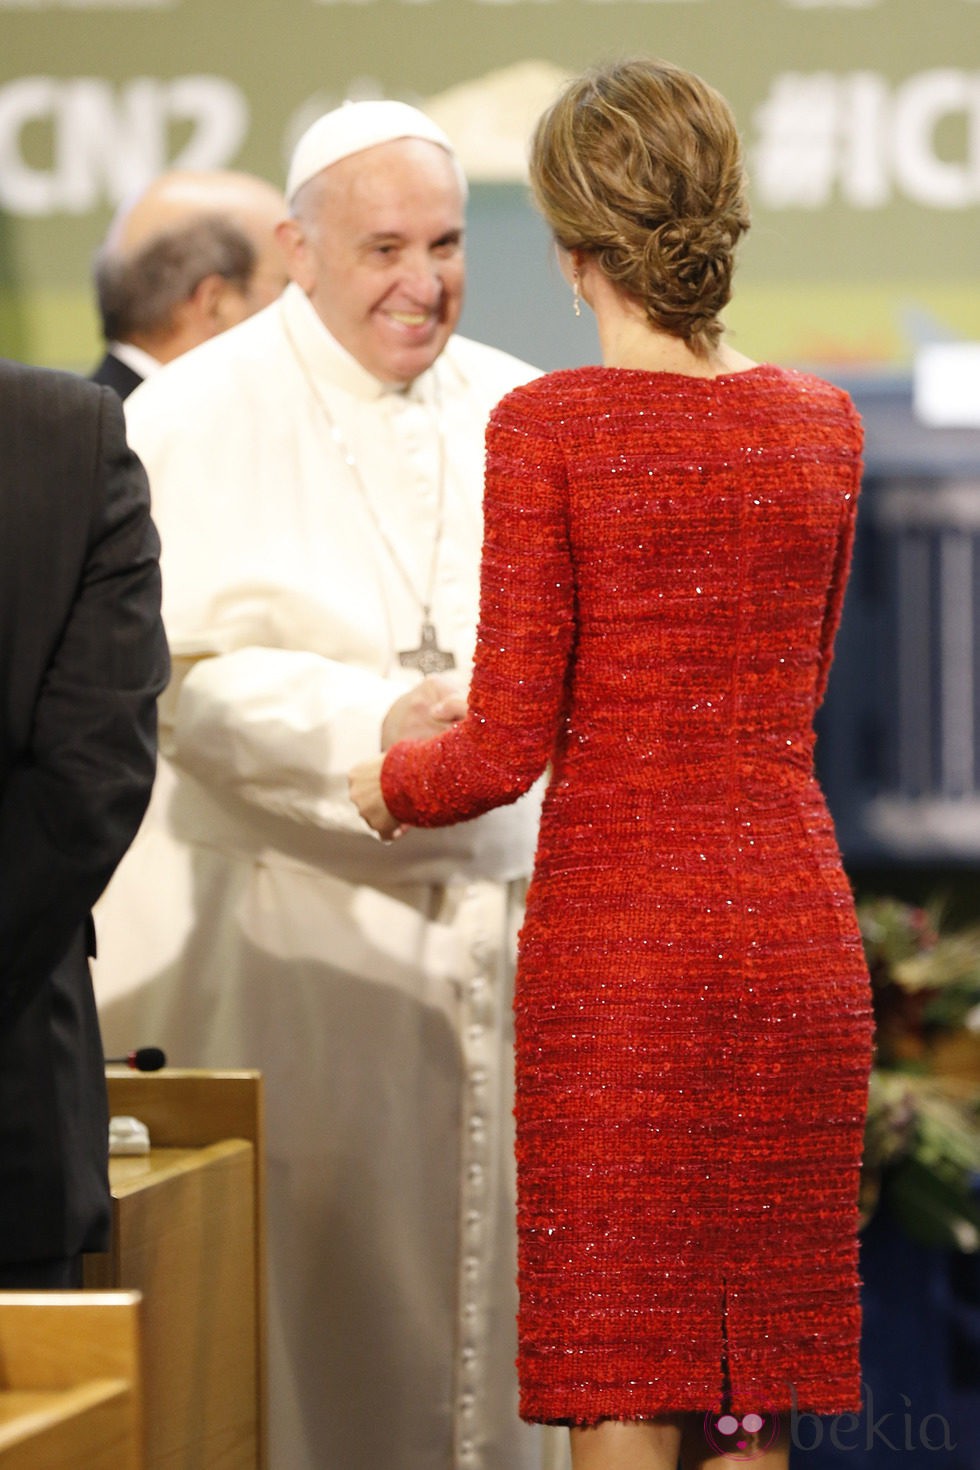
[276, 217, 315, 291]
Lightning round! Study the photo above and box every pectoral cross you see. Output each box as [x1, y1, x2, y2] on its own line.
[398, 619, 457, 676]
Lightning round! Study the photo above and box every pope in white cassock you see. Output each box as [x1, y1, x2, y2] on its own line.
[93, 102, 565, 1470]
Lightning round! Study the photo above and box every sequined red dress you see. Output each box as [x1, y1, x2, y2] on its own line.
[381, 365, 873, 1425]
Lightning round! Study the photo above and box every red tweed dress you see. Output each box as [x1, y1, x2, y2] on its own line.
[381, 365, 874, 1425]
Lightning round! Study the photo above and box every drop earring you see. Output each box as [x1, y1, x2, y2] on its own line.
[572, 270, 581, 318]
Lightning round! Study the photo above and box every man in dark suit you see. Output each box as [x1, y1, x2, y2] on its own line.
[90, 344, 144, 401]
[90, 169, 288, 398]
[0, 360, 169, 1287]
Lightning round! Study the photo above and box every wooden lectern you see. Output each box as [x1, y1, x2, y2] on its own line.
[0, 1290, 142, 1469]
[85, 1070, 266, 1470]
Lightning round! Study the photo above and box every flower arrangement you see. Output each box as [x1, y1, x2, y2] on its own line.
[859, 896, 980, 1251]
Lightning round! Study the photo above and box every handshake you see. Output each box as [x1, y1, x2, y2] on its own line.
[349, 672, 465, 841]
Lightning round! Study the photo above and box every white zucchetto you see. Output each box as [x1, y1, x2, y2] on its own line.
[286, 100, 461, 204]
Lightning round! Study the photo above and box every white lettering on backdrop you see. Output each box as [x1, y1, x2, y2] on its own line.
[753, 69, 980, 209]
[0, 76, 248, 214]
[1, 66, 978, 215]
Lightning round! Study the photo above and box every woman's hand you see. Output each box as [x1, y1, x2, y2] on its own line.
[348, 756, 405, 841]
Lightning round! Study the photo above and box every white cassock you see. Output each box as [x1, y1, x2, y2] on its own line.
[93, 283, 568, 1470]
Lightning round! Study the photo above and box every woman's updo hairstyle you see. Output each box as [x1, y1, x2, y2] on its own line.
[529, 57, 750, 355]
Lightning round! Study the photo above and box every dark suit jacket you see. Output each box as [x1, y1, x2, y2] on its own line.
[90, 351, 143, 401]
[0, 361, 169, 1262]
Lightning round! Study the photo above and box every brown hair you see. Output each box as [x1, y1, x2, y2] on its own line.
[529, 58, 750, 355]
[94, 217, 256, 342]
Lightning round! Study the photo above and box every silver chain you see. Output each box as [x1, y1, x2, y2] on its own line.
[282, 309, 447, 626]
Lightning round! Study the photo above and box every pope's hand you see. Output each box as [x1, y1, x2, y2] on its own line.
[349, 755, 405, 841]
[382, 673, 466, 750]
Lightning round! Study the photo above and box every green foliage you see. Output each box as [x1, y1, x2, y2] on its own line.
[859, 897, 980, 1251]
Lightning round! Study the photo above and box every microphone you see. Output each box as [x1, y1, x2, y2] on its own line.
[105, 1046, 167, 1072]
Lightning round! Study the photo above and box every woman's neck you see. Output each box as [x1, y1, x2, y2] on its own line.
[585, 268, 755, 379]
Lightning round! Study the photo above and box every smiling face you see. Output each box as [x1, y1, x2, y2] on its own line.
[282, 138, 466, 385]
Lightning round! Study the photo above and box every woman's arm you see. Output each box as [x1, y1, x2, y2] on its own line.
[353, 389, 574, 833]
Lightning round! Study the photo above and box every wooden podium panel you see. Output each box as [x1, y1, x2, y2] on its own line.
[86, 1071, 266, 1470]
[0, 1291, 142, 1470]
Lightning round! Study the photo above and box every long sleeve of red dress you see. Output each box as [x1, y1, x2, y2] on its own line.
[814, 493, 858, 708]
[382, 393, 574, 827]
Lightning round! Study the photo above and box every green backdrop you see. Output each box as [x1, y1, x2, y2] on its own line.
[2, 0, 978, 372]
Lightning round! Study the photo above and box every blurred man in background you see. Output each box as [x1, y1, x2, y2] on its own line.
[90, 168, 288, 397]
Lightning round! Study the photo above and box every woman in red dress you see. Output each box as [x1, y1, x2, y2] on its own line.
[350, 57, 873, 1470]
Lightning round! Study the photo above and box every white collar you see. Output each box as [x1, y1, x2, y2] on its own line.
[107, 341, 162, 380]
[278, 282, 439, 405]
